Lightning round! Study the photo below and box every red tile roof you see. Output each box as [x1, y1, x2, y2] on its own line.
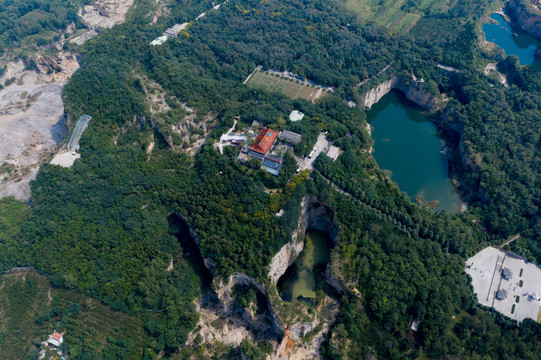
[249, 127, 277, 155]
[52, 332, 63, 341]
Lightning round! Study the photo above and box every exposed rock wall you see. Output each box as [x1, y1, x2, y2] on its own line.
[268, 196, 309, 284]
[180, 195, 344, 355]
[214, 273, 285, 339]
[324, 264, 347, 296]
[362, 78, 397, 109]
[507, 0, 541, 40]
[268, 196, 340, 284]
[305, 198, 340, 245]
[289, 317, 319, 341]
[362, 76, 443, 110]
[170, 211, 216, 275]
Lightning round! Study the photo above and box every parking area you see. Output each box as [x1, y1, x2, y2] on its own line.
[295, 133, 328, 171]
[466, 247, 541, 322]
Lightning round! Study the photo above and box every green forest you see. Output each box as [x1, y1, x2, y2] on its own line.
[0, 0, 539, 358]
[0, 0, 89, 50]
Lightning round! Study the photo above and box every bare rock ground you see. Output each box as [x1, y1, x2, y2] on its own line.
[484, 63, 510, 88]
[0, 54, 79, 201]
[1, 0, 137, 201]
[70, 0, 135, 45]
[186, 305, 256, 347]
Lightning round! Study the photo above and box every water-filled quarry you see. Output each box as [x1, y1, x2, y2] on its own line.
[483, 13, 541, 72]
[277, 231, 331, 302]
[367, 90, 463, 213]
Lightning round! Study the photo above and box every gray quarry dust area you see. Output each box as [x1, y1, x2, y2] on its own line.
[0, 57, 79, 201]
[0, 0, 135, 201]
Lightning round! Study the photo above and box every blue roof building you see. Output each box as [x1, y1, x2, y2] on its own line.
[262, 155, 283, 176]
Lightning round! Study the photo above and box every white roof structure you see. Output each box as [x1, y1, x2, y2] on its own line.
[410, 319, 420, 332]
[289, 110, 304, 122]
[150, 36, 168, 46]
[326, 145, 340, 161]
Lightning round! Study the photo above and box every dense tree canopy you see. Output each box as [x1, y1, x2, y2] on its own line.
[0, 0, 539, 357]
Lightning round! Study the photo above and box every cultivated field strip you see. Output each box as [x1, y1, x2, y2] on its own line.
[344, 0, 455, 33]
[245, 70, 329, 102]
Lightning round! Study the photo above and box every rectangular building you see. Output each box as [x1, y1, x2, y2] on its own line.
[262, 154, 283, 176]
[326, 145, 340, 161]
[249, 127, 278, 156]
[279, 130, 302, 145]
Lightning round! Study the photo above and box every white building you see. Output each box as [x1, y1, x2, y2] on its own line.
[150, 36, 168, 46]
[326, 145, 340, 161]
[289, 110, 304, 122]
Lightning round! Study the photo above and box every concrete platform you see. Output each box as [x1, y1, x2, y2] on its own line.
[50, 151, 80, 168]
[466, 247, 541, 322]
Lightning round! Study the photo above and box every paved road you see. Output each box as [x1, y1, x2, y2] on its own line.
[316, 173, 349, 197]
[216, 119, 238, 154]
[499, 233, 521, 249]
[295, 133, 328, 170]
[356, 61, 394, 88]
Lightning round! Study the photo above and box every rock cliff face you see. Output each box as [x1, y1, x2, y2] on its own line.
[171, 212, 216, 276]
[214, 273, 285, 339]
[268, 196, 309, 284]
[179, 196, 343, 355]
[507, 0, 541, 40]
[304, 198, 340, 245]
[289, 317, 319, 340]
[362, 78, 397, 109]
[268, 196, 340, 284]
[362, 76, 443, 110]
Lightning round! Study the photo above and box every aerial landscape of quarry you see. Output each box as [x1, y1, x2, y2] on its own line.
[0, 0, 540, 359]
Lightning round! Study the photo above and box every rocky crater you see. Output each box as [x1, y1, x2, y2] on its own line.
[269, 195, 339, 285]
[171, 213, 285, 351]
[175, 196, 342, 359]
